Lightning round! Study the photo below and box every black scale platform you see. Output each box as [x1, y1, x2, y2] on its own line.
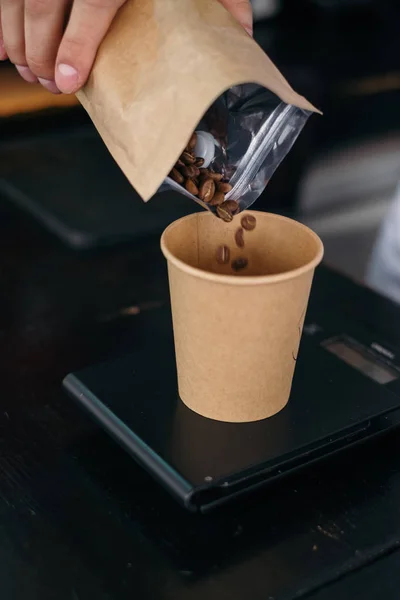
[63, 269, 400, 512]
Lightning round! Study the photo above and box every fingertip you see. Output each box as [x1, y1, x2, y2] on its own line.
[15, 65, 38, 84]
[55, 63, 80, 94]
[38, 77, 61, 95]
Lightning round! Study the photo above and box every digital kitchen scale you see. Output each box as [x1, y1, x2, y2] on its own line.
[63, 268, 400, 513]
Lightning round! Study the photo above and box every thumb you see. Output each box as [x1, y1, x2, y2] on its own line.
[218, 0, 253, 36]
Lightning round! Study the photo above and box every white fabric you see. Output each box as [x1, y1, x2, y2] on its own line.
[367, 184, 400, 304]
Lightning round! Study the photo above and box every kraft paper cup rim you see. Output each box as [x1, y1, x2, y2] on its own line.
[161, 211, 324, 286]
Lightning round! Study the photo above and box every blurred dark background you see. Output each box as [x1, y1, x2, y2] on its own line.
[1, 0, 399, 284]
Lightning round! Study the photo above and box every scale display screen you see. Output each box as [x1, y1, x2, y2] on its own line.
[324, 337, 399, 385]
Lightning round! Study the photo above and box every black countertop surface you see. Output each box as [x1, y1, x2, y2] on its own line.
[1, 190, 400, 600]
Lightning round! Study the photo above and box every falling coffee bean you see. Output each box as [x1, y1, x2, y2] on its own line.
[209, 191, 225, 206]
[199, 168, 210, 177]
[198, 178, 216, 204]
[181, 151, 196, 165]
[232, 258, 248, 272]
[216, 245, 230, 264]
[169, 168, 184, 184]
[241, 214, 257, 231]
[195, 157, 205, 167]
[235, 227, 245, 248]
[217, 182, 233, 194]
[185, 178, 199, 196]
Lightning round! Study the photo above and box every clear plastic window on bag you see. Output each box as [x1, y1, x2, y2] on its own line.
[160, 84, 312, 216]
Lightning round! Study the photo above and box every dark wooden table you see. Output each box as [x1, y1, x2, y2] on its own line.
[1, 190, 400, 600]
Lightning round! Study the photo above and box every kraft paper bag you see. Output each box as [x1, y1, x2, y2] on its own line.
[77, 0, 318, 202]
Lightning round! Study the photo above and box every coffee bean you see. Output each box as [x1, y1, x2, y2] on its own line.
[198, 178, 216, 203]
[225, 200, 239, 214]
[169, 133, 230, 209]
[169, 168, 184, 184]
[216, 200, 240, 221]
[216, 204, 233, 222]
[216, 245, 230, 264]
[181, 151, 196, 165]
[217, 182, 233, 194]
[208, 171, 223, 182]
[227, 200, 240, 216]
[181, 165, 198, 178]
[187, 132, 197, 152]
[185, 178, 199, 196]
[241, 214, 257, 231]
[209, 191, 225, 206]
[231, 258, 248, 272]
[235, 227, 245, 248]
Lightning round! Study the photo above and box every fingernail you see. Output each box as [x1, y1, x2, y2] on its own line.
[244, 25, 253, 37]
[15, 65, 38, 84]
[38, 77, 61, 95]
[57, 63, 79, 93]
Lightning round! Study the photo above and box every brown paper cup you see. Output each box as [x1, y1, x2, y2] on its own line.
[161, 211, 323, 423]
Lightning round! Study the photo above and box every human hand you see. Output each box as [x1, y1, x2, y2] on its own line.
[0, 0, 127, 94]
[0, 0, 253, 95]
